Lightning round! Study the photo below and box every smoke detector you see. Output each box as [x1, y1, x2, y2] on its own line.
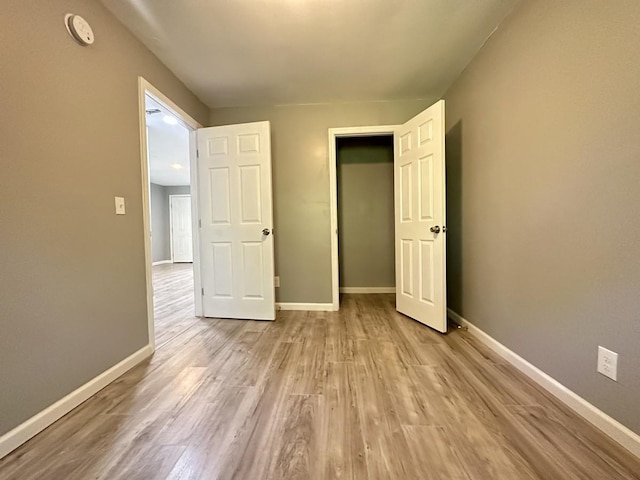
[65, 14, 94, 46]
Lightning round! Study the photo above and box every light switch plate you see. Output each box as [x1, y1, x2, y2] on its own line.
[115, 197, 126, 215]
[597, 346, 618, 381]
[274, 276, 280, 288]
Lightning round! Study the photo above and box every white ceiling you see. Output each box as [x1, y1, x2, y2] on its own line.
[145, 96, 191, 186]
[102, 0, 519, 108]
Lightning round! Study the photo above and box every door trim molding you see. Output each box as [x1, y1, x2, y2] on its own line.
[327, 125, 399, 311]
[448, 308, 640, 459]
[0, 345, 152, 460]
[138, 77, 203, 350]
[276, 302, 336, 312]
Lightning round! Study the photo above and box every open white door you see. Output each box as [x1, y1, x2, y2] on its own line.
[197, 121, 275, 320]
[170, 195, 193, 263]
[395, 100, 447, 332]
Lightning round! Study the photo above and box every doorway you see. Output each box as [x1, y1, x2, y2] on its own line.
[147, 95, 193, 266]
[169, 194, 193, 263]
[336, 135, 395, 296]
[328, 125, 398, 310]
[138, 78, 202, 350]
[329, 100, 448, 333]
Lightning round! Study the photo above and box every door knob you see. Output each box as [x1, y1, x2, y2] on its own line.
[430, 226, 441, 234]
[262, 228, 271, 236]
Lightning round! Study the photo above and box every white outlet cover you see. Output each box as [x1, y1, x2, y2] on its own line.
[115, 197, 126, 215]
[597, 346, 618, 381]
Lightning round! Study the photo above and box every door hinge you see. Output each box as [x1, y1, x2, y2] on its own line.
[196, 149, 199, 158]
[201, 287, 204, 296]
[198, 219, 202, 228]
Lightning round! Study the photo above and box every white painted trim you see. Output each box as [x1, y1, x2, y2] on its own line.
[139, 78, 201, 131]
[138, 77, 204, 346]
[0, 345, 152, 460]
[189, 131, 203, 317]
[152, 260, 172, 266]
[447, 309, 640, 459]
[339, 287, 396, 294]
[138, 78, 156, 351]
[276, 302, 336, 312]
[328, 125, 399, 312]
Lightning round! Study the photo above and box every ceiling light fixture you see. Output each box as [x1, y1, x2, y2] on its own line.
[163, 115, 178, 125]
[171, 163, 183, 170]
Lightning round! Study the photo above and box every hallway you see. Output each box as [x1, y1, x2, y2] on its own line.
[153, 263, 196, 347]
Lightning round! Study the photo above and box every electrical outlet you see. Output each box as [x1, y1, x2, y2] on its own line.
[274, 276, 280, 288]
[597, 346, 618, 381]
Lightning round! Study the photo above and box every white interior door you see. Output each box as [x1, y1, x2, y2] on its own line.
[395, 100, 447, 332]
[197, 121, 275, 320]
[170, 195, 193, 263]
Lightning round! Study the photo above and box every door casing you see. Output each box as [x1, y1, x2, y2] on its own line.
[138, 77, 203, 352]
[328, 125, 399, 311]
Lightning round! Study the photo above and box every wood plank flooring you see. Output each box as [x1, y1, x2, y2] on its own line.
[152, 263, 197, 348]
[1, 266, 639, 479]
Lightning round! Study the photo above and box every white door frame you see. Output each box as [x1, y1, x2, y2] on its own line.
[138, 77, 203, 352]
[169, 194, 192, 263]
[328, 125, 399, 311]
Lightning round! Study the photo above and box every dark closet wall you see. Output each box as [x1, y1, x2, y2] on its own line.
[337, 136, 395, 289]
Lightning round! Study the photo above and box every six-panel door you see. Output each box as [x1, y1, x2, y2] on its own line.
[394, 100, 447, 333]
[197, 121, 275, 320]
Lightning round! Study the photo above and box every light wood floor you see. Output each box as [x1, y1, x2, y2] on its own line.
[152, 263, 196, 348]
[1, 266, 639, 479]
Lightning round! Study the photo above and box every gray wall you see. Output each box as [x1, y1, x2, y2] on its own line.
[0, 0, 208, 437]
[209, 100, 434, 303]
[445, 0, 640, 434]
[166, 186, 191, 197]
[337, 136, 395, 288]
[150, 184, 190, 262]
[150, 183, 169, 263]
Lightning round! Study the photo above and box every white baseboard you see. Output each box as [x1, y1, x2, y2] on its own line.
[152, 260, 172, 266]
[447, 308, 640, 459]
[0, 345, 153, 460]
[339, 287, 395, 294]
[276, 302, 336, 312]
